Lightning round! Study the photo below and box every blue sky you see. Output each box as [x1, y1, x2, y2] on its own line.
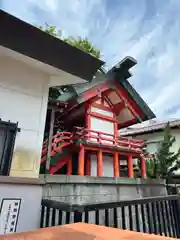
[1, 0, 180, 121]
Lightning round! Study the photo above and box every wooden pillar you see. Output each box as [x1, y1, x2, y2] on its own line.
[113, 115, 118, 145]
[78, 145, 85, 176]
[85, 153, 91, 176]
[46, 109, 55, 174]
[67, 156, 72, 175]
[128, 155, 134, 178]
[140, 155, 147, 178]
[114, 152, 120, 177]
[85, 103, 91, 141]
[97, 150, 103, 176]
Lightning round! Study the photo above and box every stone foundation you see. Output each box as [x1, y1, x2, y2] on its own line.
[41, 175, 167, 204]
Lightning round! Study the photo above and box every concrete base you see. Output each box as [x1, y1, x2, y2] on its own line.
[41, 175, 167, 205]
[0, 176, 43, 234]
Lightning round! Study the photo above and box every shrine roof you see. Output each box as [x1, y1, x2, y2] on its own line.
[50, 56, 155, 123]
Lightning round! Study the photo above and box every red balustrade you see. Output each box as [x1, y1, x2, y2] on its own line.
[73, 127, 144, 153]
[41, 127, 145, 163]
[41, 132, 73, 163]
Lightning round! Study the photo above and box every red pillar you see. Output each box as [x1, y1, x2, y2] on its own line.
[67, 156, 72, 175]
[140, 155, 147, 178]
[97, 150, 103, 176]
[78, 145, 85, 176]
[114, 152, 120, 177]
[128, 155, 134, 178]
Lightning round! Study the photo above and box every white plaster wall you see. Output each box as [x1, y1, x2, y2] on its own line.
[90, 154, 114, 177]
[0, 182, 42, 233]
[0, 56, 49, 178]
[90, 154, 97, 177]
[102, 155, 114, 177]
[134, 129, 180, 154]
[90, 117, 114, 144]
[89, 106, 115, 177]
[91, 106, 113, 117]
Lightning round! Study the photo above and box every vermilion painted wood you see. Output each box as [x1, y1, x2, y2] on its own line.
[41, 80, 146, 177]
[97, 150, 103, 177]
[91, 102, 113, 112]
[127, 155, 134, 178]
[78, 145, 85, 176]
[114, 83, 144, 119]
[114, 152, 120, 177]
[81, 79, 114, 102]
[83, 145, 143, 156]
[113, 101, 126, 115]
[54, 142, 71, 153]
[74, 127, 144, 150]
[89, 112, 116, 122]
[41, 133, 73, 164]
[49, 158, 69, 174]
[41, 142, 71, 164]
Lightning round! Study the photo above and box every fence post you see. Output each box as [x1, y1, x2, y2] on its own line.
[40, 205, 45, 228]
[174, 199, 180, 238]
[74, 211, 83, 223]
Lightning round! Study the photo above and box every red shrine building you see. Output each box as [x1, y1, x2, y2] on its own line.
[41, 57, 155, 179]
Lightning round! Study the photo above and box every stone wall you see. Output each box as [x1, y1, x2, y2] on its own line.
[40, 175, 167, 230]
[41, 175, 167, 205]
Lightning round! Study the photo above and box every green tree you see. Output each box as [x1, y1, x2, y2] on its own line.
[36, 24, 100, 58]
[36, 23, 61, 38]
[37, 23, 101, 100]
[143, 122, 180, 179]
[64, 36, 100, 59]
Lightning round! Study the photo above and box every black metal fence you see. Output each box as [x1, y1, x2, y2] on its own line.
[40, 195, 180, 238]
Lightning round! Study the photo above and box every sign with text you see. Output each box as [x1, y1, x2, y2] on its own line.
[0, 199, 21, 234]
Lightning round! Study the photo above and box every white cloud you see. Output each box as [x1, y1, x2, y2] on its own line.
[1, 0, 180, 120]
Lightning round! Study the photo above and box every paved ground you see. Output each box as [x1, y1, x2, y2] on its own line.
[0, 223, 176, 240]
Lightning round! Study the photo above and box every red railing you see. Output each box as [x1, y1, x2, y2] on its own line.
[41, 132, 73, 163]
[73, 127, 144, 153]
[41, 127, 145, 163]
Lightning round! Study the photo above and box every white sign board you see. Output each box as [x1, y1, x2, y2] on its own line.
[0, 199, 21, 234]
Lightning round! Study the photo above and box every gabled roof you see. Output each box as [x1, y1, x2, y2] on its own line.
[0, 10, 104, 81]
[51, 57, 155, 125]
[53, 57, 136, 102]
[119, 119, 180, 136]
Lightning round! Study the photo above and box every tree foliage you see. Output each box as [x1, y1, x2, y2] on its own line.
[143, 122, 180, 179]
[37, 24, 100, 58]
[37, 23, 61, 38]
[64, 36, 100, 59]
[37, 23, 101, 100]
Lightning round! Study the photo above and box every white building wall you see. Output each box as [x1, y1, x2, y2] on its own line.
[0, 56, 49, 178]
[90, 105, 114, 144]
[103, 155, 114, 177]
[90, 154, 97, 177]
[134, 129, 180, 154]
[90, 117, 114, 144]
[90, 154, 114, 177]
[89, 105, 115, 177]
[91, 107, 113, 117]
[134, 129, 180, 174]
